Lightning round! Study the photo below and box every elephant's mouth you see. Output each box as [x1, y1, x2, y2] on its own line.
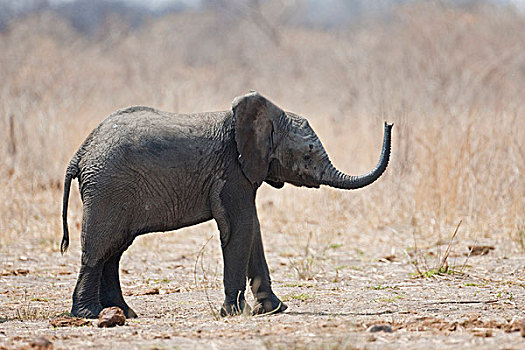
[266, 159, 320, 189]
[287, 175, 320, 189]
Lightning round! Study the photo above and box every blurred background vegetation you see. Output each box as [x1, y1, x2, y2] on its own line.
[0, 0, 523, 254]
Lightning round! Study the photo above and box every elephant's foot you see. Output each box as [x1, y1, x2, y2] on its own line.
[252, 294, 288, 315]
[124, 306, 138, 318]
[71, 302, 103, 319]
[220, 299, 252, 317]
[114, 303, 137, 318]
[103, 303, 138, 318]
[100, 298, 138, 318]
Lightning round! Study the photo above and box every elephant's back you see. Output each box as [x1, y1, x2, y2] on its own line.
[94, 106, 211, 143]
[78, 107, 230, 165]
[74, 107, 234, 219]
[71, 107, 234, 233]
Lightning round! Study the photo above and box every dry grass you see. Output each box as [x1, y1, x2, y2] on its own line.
[0, 1, 523, 259]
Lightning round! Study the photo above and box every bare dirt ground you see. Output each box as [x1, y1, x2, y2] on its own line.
[1, 4, 524, 349]
[1, 214, 524, 350]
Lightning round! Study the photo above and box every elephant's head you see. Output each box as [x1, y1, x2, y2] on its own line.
[232, 92, 393, 190]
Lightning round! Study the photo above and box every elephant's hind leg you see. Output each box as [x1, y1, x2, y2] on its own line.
[71, 203, 130, 319]
[99, 248, 137, 318]
[71, 258, 104, 318]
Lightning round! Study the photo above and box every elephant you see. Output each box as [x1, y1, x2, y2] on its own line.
[61, 91, 393, 319]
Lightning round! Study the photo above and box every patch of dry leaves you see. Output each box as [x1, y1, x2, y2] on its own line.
[49, 316, 91, 328]
[389, 314, 523, 335]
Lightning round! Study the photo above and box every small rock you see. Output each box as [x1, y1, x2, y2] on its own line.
[98, 307, 126, 328]
[473, 329, 493, 337]
[142, 287, 160, 295]
[0, 268, 29, 276]
[520, 318, 525, 337]
[367, 324, 393, 333]
[378, 255, 396, 262]
[29, 336, 53, 349]
[466, 245, 495, 256]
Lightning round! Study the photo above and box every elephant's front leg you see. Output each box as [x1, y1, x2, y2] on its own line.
[212, 181, 257, 316]
[220, 222, 253, 316]
[248, 220, 288, 315]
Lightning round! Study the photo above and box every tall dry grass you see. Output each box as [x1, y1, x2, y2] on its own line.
[0, 3, 523, 255]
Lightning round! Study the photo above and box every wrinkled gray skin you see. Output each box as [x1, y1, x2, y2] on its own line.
[62, 92, 393, 318]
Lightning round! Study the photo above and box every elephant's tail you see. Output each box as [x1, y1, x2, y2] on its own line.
[61, 156, 80, 254]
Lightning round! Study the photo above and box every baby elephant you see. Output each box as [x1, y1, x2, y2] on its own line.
[62, 92, 393, 318]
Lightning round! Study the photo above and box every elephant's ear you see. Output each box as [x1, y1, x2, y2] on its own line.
[233, 91, 281, 186]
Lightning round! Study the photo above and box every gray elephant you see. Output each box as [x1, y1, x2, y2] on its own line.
[61, 92, 393, 318]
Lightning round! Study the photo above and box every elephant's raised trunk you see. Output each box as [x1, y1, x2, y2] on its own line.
[320, 122, 393, 190]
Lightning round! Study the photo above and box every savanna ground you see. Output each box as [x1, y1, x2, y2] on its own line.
[1, 1, 524, 349]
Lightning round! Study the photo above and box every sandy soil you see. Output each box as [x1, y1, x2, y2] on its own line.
[1, 222, 524, 350]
